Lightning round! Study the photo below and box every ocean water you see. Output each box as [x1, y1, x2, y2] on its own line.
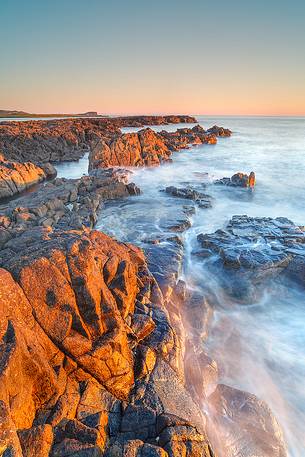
[95, 116, 305, 457]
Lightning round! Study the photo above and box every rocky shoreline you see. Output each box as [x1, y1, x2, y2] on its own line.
[0, 115, 292, 457]
[0, 116, 197, 164]
[0, 115, 217, 457]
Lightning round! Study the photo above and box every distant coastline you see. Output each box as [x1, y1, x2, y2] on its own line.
[0, 109, 106, 118]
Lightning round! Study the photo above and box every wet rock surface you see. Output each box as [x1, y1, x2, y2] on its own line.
[207, 384, 287, 457]
[197, 215, 305, 301]
[163, 186, 212, 208]
[0, 169, 140, 249]
[215, 172, 249, 187]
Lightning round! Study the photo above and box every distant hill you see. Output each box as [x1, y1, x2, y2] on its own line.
[0, 110, 101, 118]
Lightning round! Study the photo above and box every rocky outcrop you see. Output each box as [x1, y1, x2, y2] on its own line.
[0, 168, 140, 249]
[163, 186, 212, 208]
[0, 153, 56, 200]
[0, 226, 214, 457]
[0, 116, 197, 164]
[159, 125, 222, 151]
[215, 172, 249, 187]
[206, 125, 232, 137]
[89, 129, 172, 170]
[196, 215, 305, 301]
[90, 125, 232, 171]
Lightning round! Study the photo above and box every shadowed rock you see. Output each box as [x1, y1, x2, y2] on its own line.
[215, 172, 249, 187]
[197, 215, 305, 301]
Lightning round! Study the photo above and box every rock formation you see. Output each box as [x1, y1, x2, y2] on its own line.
[0, 168, 140, 249]
[89, 125, 232, 171]
[215, 172, 249, 187]
[0, 116, 196, 164]
[196, 215, 305, 301]
[163, 186, 212, 208]
[0, 153, 56, 200]
[89, 129, 172, 170]
[0, 223, 214, 456]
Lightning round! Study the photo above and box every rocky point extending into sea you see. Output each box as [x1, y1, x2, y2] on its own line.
[0, 114, 297, 457]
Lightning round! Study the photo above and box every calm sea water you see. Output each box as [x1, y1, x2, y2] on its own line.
[58, 116, 305, 456]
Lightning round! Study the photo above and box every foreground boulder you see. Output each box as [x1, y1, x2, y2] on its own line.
[0, 226, 214, 457]
[0, 153, 54, 200]
[196, 215, 305, 301]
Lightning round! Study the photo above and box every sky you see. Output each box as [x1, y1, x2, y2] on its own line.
[0, 0, 305, 115]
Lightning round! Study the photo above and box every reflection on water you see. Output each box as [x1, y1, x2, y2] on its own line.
[98, 116, 305, 457]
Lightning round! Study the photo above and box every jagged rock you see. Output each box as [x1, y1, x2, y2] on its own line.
[89, 129, 171, 169]
[163, 186, 212, 208]
[206, 125, 232, 137]
[197, 215, 305, 301]
[0, 116, 196, 164]
[0, 168, 141, 248]
[0, 153, 46, 200]
[215, 172, 249, 187]
[89, 125, 232, 170]
[0, 225, 214, 457]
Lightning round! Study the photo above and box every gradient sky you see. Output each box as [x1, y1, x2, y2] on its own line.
[1, 0, 305, 115]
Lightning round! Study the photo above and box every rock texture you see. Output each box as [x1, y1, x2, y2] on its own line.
[197, 215, 305, 301]
[163, 186, 212, 209]
[0, 168, 140, 249]
[0, 152, 55, 200]
[89, 129, 172, 170]
[215, 172, 249, 187]
[0, 116, 196, 164]
[90, 125, 232, 171]
[0, 227, 213, 457]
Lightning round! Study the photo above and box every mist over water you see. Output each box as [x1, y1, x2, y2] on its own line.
[57, 116, 305, 456]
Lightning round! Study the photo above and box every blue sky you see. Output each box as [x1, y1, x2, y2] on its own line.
[1, 0, 305, 114]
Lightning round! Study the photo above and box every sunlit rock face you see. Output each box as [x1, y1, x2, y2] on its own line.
[89, 129, 172, 170]
[0, 153, 49, 200]
[89, 125, 232, 171]
[0, 227, 214, 457]
[0, 116, 197, 165]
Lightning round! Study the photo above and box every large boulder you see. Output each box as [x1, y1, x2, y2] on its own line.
[0, 153, 46, 200]
[0, 226, 214, 457]
[215, 172, 249, 187]
[196, 215, 305, 301]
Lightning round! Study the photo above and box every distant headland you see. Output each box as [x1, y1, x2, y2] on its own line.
[0, 109, 102, 118]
